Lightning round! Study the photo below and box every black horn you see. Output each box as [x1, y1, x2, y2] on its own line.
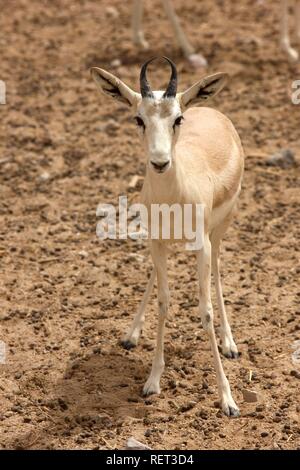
[140, 57, 156, 98]
[162, 56, 177, 98]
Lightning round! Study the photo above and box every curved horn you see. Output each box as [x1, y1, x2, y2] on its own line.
[140, 57, 156, 98]
[162, 56, 177, 98]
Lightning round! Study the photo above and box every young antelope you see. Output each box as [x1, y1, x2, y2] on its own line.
[91, 57, 244, 417]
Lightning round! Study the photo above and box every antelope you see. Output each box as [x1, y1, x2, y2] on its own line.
[132, 0, 300, 63]
[132, 0, 207, 68]
[90, 56, 244, 417]
[281, 0, 300, 61]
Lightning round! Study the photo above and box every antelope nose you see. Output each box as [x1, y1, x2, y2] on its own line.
[151, 161, 169, 171]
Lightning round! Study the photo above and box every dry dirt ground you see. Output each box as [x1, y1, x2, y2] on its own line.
[0, 0, 300, 450]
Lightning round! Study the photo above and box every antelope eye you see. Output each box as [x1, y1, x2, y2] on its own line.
[134, 116, 145, 128]
[174, 116, 184, 128]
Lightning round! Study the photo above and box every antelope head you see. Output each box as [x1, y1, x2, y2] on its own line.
[91, 57, 227, 174]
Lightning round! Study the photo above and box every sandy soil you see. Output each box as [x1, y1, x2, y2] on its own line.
[0, 0, 300, 450]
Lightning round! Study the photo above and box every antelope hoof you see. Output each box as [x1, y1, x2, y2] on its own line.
[222, 400, 240, 418]
[287, 48, 299, 62]
[133, 33, 149, 50]
[121, 339, 137, 350]
[187, 53, 208, 68]
[223, 349, 240, 359]
[283, 46, 299, 62]
[143, 378, 161, 396]
[221, 338, 239, 359]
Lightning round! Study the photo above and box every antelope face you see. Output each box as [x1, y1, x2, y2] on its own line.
[91, 57, 228, 175]
[134, 92, 183, 174]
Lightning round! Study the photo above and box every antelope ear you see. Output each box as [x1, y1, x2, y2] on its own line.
[178, 72, 228, 110]
[90, 67, 138, 107]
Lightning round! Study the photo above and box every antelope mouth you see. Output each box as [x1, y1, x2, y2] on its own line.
[150, 161, 170, 174]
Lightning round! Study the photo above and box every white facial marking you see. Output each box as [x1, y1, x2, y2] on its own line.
[135, 91, 182, 174]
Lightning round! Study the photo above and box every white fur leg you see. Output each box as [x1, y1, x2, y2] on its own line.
[197, 238, 240, 417]
[281, 39, 299, 61]
[122, 268, 155, 349]
[133, 31, 149, 50]
[143, 242, 169, 396]
[211, 218, 239, 359]
[280, 0, 299, 61]
[132, 0, 149, 49]
[211, 251, 239, 359]
[296, 0, 300, 41]
[161, 0, 195, 57]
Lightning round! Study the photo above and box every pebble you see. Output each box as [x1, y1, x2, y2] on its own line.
[110, 59, 122, 68]
[128, 175, 141, 189]
[105, 6, 119, 18]
[128, 253, 145, 263]
[290, 370, 300, 379]
[126, 437, 151, 450]
[38, 171, 51, 182]
[265, 149, 296, 168]
[255, 405, 265, 412]
[127, 397, 138, 403]
[97, 119, 120, 135]
[242, 388, 258, 403]
[179, 401, 197, 413]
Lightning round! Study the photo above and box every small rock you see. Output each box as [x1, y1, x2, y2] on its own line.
[168, 379, 177, 389]
[290, 370, 300, 379]
[58, 398, 68, 410]
[196, 409, 208, 419]
[261, 431, 269, 437]
[38, 171, 51, 182]
[78, 250, 88, 259]
[126, 437, 151, 450]
[256, 404, 265, 412]
[110, 59, 122, 68]
[128, 174, 141, 189]
[179, 401, 197, 413]
[105, 6, 119, 18]
[127, 397, 138, 403]
[93, 346, 101, 354]
[242, 388, 258, 403]
[128, 253, 145, 263]
[98, 119, 120, 135]
[265, 149, 296, 169]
